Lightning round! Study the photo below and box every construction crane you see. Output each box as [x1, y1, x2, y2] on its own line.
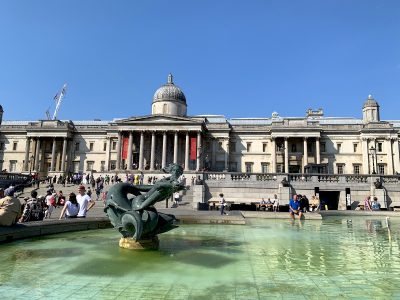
[47, 83, 67, 120]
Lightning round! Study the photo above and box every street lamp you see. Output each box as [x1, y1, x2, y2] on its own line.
[369, 146, 376, 174]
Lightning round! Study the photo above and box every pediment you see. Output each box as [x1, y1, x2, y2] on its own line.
[116, 115, 203, 125]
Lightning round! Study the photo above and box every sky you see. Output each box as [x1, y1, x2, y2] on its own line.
[0, 0, 399, 121]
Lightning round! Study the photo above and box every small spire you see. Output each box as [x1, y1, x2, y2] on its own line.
[368, 94, 373, 99]
[167, 73, 173, 84]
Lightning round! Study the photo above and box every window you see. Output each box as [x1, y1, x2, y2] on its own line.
[353, 164, 360, 174]
[218, 141, 223, 151]
[377, 164, 385, 175]
[337, 164, 344, 174]
[353, 143, 358, 153]
[229, 162, 237, 172]
[276, 143, 284, 152]
[245, 162, 253, 173]
[261, 162, 269, 173]
[276, 164, 284, 173]
[9, 160, 17, 172]
[75, 142, 80, 151]
[112, 141, 117, 151]
[86, 161, 94, 171]
[89, 142, 94, 151]
[262, 143, 267, 153]
[337, 143, 342, 153]
[110, 160, 116, 170]
[291, 144, 297, 152]
[321, 142, 326, 152]
[13, 142, 17, 151]
[103, 142, 107, 151]
[229, 142, 236, 153]
[246, 142, 252, 152]
[307, 143, 313, 153]
[73, 161, 80, 173]
[100, 161, 106, 172]
[163, 103, 168, 114]
[377, 142, 383, 152]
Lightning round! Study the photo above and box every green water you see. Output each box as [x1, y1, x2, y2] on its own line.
[1, 217, 400, 299]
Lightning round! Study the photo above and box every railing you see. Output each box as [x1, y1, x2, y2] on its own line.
[202, 171, 400, 185]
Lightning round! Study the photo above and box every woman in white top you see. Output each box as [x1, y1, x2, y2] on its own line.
[59, 193, 80, 219]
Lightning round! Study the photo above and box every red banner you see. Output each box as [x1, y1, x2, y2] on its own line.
[122, 137, 129, 159]
[190, 137, 197, 160]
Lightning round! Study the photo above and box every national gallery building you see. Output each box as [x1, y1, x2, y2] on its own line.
[1, 74, 399, 177]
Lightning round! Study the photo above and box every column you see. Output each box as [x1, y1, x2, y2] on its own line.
[127, 131, 133, 170]
[116, 131, 122, 170]
[34, 138, 41, 171]
[196, 131, 202, 171]
[284, 138, 289, 173]
[60, 138, 67, 173]
[387, 138, 394, 175]
[303, 137, 308, 173]
[362, 138, 369, 174]
[224, 140, 229, 171]
[138, 131, 144, 170]
[105, 138, 111, 171]
[161, 131, 167, 168]
[185, 131, 190, 171]
[316, 137, 321, 164]
[50, 138, 57, 171]
[23, 137, 31, 171]
[271, 138, 276, 173]
[150, 131, 156, 171]
[173, 131, 178, 164]
[393, 138, 400, 173]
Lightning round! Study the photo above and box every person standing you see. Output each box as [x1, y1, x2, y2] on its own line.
[173, 191, 180, 206]
[76, 185, 95, 218]
[219, 193, 228, 215]
[273, 194, 280, 212]
[59, 193, 80, 219]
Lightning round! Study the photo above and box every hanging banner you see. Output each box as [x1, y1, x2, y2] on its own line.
[190, 137, 197, 160]
[122, 137, 129, 160]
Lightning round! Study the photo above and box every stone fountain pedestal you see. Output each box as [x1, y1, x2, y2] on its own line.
[119, 236, 159, 250]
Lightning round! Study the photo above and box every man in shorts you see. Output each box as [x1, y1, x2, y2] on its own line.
[289, 194, 303, 220]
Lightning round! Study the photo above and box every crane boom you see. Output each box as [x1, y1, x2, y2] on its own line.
[52, 83, 67, 120]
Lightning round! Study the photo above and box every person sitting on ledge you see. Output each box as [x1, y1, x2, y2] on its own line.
[0, 187, 21, 226]
[289, 194, 303, 220]
[371, 197, 381, 211]
[259, 198, 266, 210]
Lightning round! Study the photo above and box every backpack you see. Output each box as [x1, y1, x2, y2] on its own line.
[49, 196, 56, 206]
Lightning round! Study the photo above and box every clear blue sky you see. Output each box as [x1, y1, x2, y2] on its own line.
[0, 0, 399, 121]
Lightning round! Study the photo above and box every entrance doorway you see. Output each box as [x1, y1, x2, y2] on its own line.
[319, 191, 340, 210]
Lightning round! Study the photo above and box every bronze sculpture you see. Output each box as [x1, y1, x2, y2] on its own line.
[104, 164, 185, 248]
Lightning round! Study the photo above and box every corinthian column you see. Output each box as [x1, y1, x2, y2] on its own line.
[303, 137, 308, 173]
[173, 131, 178, 164]
[116, 131, 122, 170]
[50, 138, 57, 171]
[284, 138, 289, 173]
[196, 131, 202, 171]
[185, 131, 189, 171]
[150, 131, 156, 171]
[127, 131, 133, 170]
[138, 131, 144, 171]
[61, 138, 67, 173]
[24, 137, 31, 171]
[162, 131, 167, 168]
[271, 138, 276, 173]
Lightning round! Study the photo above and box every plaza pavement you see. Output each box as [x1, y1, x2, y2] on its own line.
[2, 182, 400, 244]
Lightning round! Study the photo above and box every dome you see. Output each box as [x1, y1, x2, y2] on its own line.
[153, 74, 186, 103]
[363, 94, 379, 108]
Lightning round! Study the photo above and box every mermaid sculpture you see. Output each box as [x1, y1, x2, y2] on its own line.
[104, 164, 185, 248]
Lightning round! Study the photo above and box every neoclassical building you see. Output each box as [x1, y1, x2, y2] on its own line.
[1, 74, 399, 177]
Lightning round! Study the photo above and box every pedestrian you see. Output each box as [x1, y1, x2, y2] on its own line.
[44, 191, 56, 219]
[173, 191, 180, 206]
[219, 193, 228, 215]
[76, 185, 95, 218]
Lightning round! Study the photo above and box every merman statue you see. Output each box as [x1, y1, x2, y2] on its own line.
[104, 164, 185, 249]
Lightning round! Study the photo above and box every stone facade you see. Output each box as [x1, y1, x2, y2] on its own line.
[0, 76, 399, 180]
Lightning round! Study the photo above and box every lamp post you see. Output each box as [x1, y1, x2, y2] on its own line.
[369, 146, 376, 174]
